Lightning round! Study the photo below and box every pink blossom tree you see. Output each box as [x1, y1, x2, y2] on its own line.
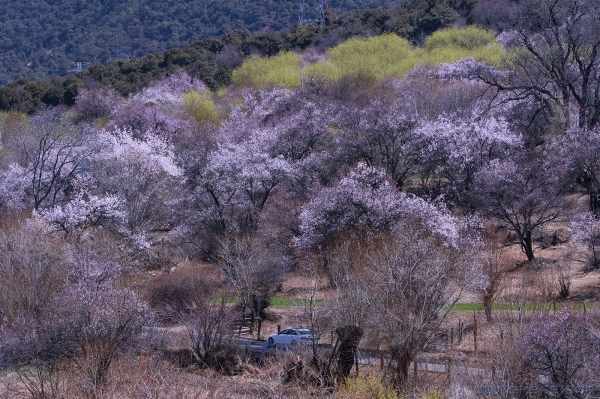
[334, 99, 424, 190]
[520, 309, 600, 397]
[1, 108, 91, 211]
[38, 127, 184, 262]
[550, 127, 600, 195]
[87, 129, 184, 252]
[296, 163, 460, 251]
[178, 87, 296, 256]
[471, 155, 564, 261]
[571, 213, 600, 270]
[73, 84, 124, 124]
[417, 114, 522, 202]
[110, 70, 205, 139]
[441, 0, 600, 130]
[189, 123, 296, 241]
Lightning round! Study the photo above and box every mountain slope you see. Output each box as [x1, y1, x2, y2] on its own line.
[0, 0, 399, 85]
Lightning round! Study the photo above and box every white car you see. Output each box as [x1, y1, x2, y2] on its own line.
[267, 328, 318, 349]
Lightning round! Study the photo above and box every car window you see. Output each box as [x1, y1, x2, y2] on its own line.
[280, 329, 291, 335]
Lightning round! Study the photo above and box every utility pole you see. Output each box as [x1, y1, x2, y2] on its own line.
[298, 0, 306, 28]
[317, 0, 325, 26]
[298, 0, 325, 29]
[68, 61, 90, 73]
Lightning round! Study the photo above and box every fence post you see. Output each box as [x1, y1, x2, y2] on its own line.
[257, 318, 262, 341]
[518, 305, 523, 324]
[473, 311, 478, 352]
[445, 328, 448, 350]
[414, 356, 418, 384]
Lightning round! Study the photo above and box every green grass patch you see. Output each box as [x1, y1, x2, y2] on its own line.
[217, 293, 324, 307]
[338, 375, 398, 399]
[216, 292, 238, 304]
[221, 295, 597, 311]
[449, 302, 484, 311]
[447, 302, 598, 312]
[270, 297, 324, 307]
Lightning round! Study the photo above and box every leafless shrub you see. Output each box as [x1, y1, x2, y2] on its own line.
[255, 347, 332, 397]
[62, 354, 205, 399]
[478, 309, 600, 399]
[0, 218, 73, 399]
[218, 235, 287, 324]
[552, 264, 572, 300]
[306, 222, 484, 391]
[166, 282, 238, 374]
[0, 217, 151, 399]
[478, 240, 509, 323]
[73, 85, 123, 124]
[0, 217, 70, 330]
[146, 267, 214, 317]
[63, 286, 150, 398]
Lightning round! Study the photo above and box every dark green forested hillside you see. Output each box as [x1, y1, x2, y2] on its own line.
[0, 0, 406, 85]
[0, 0, 479, 113]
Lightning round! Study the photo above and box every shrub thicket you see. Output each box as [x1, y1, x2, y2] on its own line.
[183, 90, 221, 125]
[231, 52, 302, 88]
[238, 27, 505, 86]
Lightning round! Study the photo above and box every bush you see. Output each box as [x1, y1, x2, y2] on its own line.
[420, 26, 505, 66]
[73, 85, 123, 123]
[337, 375, 398, 399]
[231, 52, 302, 88]
[146, 266, 213, 313]
[184, 90, 221, 125]
[305, 34, 416, 82]
[302, 28, 505, 83]
[423, 26, 496, 51]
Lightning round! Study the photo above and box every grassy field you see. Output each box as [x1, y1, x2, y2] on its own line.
[447, 301, 597, 312]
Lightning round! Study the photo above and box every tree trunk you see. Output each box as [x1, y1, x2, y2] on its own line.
[257, 318, 262, 341]
[389, 345, 414, 389]
[523, 230, 535, 261]
[483, 294, 493, 323]
[335, 325, 364, 381]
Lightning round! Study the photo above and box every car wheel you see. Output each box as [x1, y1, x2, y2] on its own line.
[268, 338, 275, 347]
